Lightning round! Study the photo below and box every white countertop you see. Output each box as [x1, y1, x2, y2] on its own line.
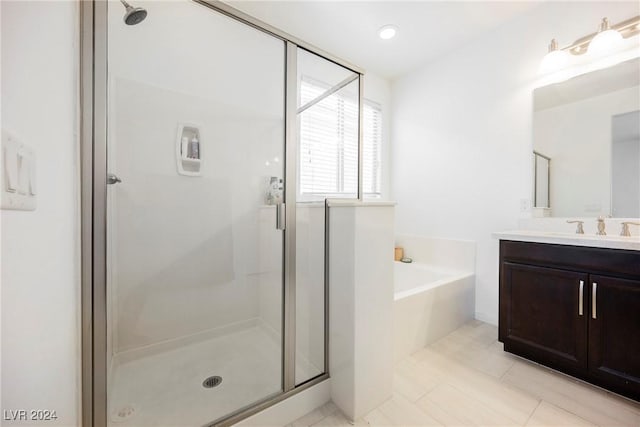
[493, 230, 640, 251]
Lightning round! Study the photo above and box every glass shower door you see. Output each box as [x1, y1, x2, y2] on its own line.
[294, 48, 360, 385]
[105, 1, 285, 425]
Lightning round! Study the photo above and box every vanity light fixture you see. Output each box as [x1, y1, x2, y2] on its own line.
[588, 18, 624, 55]
[539, 39, 570, 74]
[378, 25, 398, 40]
[539, 15, 639, 74]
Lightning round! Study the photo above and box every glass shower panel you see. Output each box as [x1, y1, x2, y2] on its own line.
[295, 49, 360, 385]
[105, 1, 285, 425]
[297, 50, 360, 201]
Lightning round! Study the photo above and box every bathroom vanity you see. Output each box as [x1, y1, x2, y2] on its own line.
[496, 233, 640, 401]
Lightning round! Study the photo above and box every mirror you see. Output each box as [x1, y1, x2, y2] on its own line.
[533, 57, 640, 217]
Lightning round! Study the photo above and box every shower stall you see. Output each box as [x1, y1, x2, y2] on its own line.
[80, 1, 363, 426]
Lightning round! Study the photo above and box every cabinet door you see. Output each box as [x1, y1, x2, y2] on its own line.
[500, 262, 588, 373]
[588, 275, 640, 399]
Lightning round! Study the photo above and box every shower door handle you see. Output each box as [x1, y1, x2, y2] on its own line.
[276, 203, 285, 231]
[107, 173, 122, 185]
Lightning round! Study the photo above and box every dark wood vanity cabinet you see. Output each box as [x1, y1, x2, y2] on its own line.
[500, 262, 588, 374]
[588, 275, 640, 398]
[499, 240, 640, 401]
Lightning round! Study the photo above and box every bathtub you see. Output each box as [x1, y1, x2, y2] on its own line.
[393, 261, 475, 362]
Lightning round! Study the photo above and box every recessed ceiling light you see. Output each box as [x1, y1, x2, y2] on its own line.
[378, 25, 398, 40]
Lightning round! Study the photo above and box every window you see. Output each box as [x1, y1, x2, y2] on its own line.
[299, 77, 382, 199]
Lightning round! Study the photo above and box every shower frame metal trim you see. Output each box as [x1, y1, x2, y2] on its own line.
[192, 0, 364, 75]
[80, 1, 93, 426]
[80, 1, 364, 426]
[283, 41, 298, 393]
[297, 73, 359, 115]
[81, 0, 109, 426]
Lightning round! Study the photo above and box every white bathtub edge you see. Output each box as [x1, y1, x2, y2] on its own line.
[393, 273, 476, 363]
[394, 270, 474, 301]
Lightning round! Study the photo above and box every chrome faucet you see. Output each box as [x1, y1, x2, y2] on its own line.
[596, 216, 606, 236]
[567, 220, 584, 234]
[620, 221, 640, 237]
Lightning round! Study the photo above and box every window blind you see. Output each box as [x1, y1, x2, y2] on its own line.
[299, 77, 382, 198]
[363, 100, 382, 196]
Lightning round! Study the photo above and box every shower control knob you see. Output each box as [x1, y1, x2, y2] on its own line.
[107, 173, 122, 185]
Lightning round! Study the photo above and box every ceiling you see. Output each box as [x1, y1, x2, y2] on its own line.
[226, 1, 541, 80]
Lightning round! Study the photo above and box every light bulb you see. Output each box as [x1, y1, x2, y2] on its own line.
[539, 39, 570, 75]
[378, 25, 397, 40]
[588, 18, 623, 56]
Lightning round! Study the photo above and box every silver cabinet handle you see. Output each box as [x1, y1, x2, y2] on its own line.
[276, 203, 286, 231]
[592, 282, 597, 319]
[579, 280, 584, 316]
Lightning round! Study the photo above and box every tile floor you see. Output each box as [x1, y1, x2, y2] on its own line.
[288, 321, 640, 427]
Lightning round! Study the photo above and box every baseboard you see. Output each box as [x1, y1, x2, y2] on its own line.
[475, 311, 498, 326]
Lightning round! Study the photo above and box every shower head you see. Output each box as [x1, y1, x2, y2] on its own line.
[120, 0, 147, 25]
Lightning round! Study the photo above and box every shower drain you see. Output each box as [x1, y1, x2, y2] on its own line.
[203, 376, 223, 388]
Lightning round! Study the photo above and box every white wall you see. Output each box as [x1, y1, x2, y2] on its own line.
[1, 1, 80, 425]
[534, 86, 639, 217]
[390, 1, 640, 324]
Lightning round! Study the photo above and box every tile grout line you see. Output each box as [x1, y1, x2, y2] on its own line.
[510, 355, 640, 416]
[443, 380, 528, 426]
[522, 399, 542, 426]
[500, 359, 640, 426]
[541, 400, 601, 427]
[499, 360, 516, 381]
